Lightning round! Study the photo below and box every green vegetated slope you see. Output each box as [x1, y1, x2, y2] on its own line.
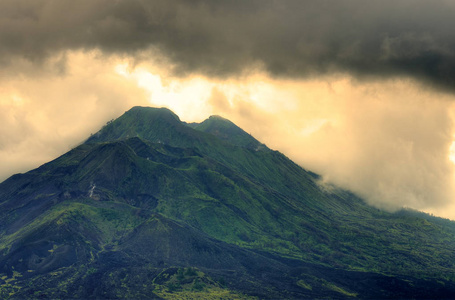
[1, 106, 455, 299]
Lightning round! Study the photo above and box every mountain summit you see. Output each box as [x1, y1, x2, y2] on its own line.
[191, 115, 266, 150]
[1, 106, 455, 299]
[86, 106, 193, 146]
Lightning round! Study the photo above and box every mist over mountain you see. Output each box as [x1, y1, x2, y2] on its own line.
[1, 106, 455, 299]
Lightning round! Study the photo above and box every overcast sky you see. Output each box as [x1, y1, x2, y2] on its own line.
[2, 0, 455, 218]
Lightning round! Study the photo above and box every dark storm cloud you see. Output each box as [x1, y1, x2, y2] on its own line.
[2, 0, 455, 89]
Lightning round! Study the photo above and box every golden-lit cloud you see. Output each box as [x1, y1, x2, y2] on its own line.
[0, 51, 149, 180]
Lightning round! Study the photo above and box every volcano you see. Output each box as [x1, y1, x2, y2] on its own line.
[1, 106, 455, 299]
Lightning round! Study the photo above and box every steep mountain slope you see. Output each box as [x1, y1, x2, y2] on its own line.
[1, 106, 455, 298]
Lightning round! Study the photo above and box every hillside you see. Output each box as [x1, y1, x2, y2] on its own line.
[1, 106, 455, 298]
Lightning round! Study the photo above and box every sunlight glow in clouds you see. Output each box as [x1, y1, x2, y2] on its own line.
[116, 63, 213, 121]
[450, 141, 455, 164]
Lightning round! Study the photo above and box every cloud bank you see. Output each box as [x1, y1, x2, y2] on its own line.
[2, 0, 455, 89]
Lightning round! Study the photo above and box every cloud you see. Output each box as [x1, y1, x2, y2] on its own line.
[0, 51, 149, 181]
[2, 1, 455, 91]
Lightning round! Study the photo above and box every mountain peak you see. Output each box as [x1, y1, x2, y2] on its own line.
[125, 106, 181, 123]
[194, 114, 267, 150]
[207, 114, 230, 121]
[85, 106, 191, 146]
